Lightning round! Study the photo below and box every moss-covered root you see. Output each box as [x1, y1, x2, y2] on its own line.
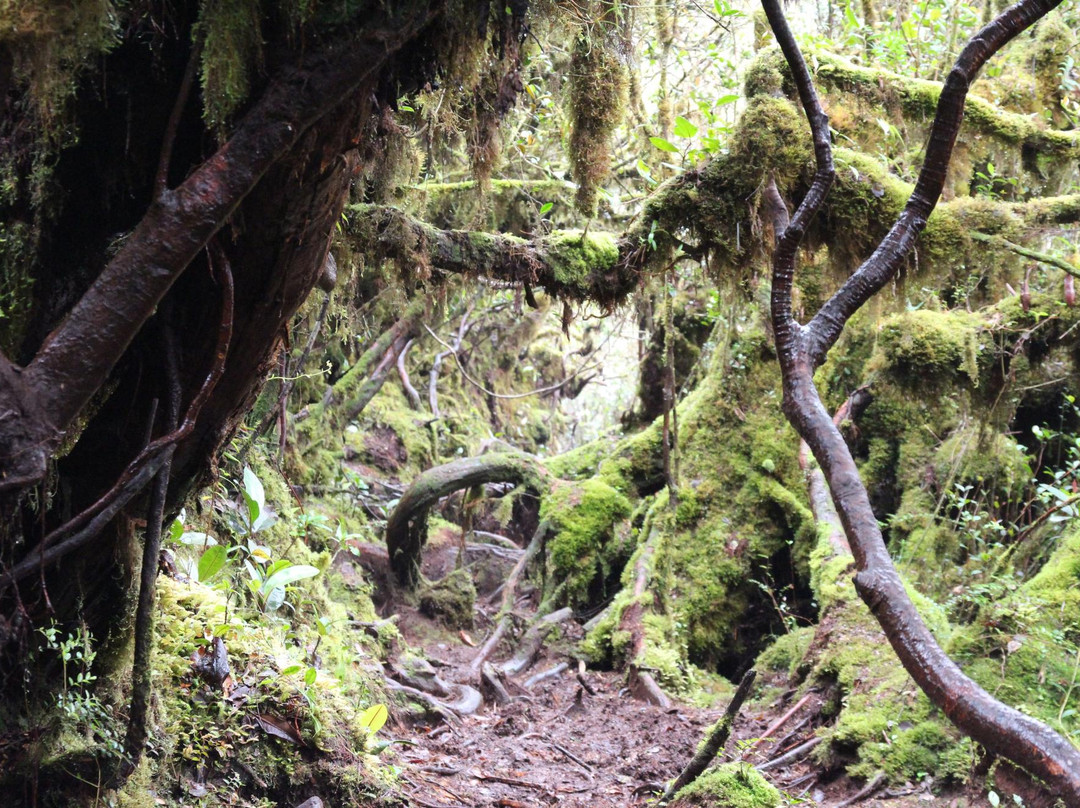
[668, 763, 782, 808]
[295, 295, 428, 445]
[618, 523, 671, 708]
[385, 452, 549, 588]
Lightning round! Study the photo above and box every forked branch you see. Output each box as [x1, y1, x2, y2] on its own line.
[763, 0, 1080, 799]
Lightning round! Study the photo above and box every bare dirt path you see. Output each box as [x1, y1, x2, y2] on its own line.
[360, 527, 978, 807]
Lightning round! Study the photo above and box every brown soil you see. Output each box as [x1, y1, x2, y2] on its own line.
[360, 531, 990, 808]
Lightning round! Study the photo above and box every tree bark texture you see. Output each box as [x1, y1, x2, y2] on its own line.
[764, 0, 1080, 798]
[0, 2, 442, 707]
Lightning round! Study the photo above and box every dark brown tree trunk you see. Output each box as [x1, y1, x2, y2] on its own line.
[763, 0, 1080, 799]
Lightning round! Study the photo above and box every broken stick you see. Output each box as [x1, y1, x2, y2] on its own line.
[660, 669, 756, 804]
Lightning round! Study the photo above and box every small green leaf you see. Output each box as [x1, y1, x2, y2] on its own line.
[714, 94, 738, 107]
[360, 704, 389, 734]
[539, 202, 554, 215]
[280, 664, 302, 676]
[198, 545, 228, 582]
[673, 116, 697, 138]
[649, 136, 679, 153]
[304, 667, 318, 686]
[261, 564, 320, 595]
[242, 466, 265, 525]
[169, 517, 184, 542]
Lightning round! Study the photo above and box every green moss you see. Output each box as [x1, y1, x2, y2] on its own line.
[755, 626, 814, 678]
[870, 308, 985, 387]
[743, 49, 784, 98]
[671, 763, 781, 808]
[0, 220, 36, 354]
[934, 428, 1032, 501]
[542, 478, 632, 606]
[569, 20, 630, 217]
[728, 96, 812, 190]
[949, 524, 1080, 743]
[418, 566, 476, 629]
[543, 230, 620, 286]
[197, 0, 264, 134]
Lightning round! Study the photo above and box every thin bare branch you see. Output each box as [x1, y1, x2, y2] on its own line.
[804, 0, 1067, 366]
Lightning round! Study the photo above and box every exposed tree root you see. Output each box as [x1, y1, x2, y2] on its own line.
[501, 607, 573, 677]
[618, 525, 672, 709]
[470, 521, 551, 674]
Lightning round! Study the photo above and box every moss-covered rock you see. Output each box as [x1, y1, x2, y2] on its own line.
[418, 566, 477, 629]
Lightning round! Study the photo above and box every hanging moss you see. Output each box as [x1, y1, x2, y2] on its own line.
[568, 12, 630, 218]
[197, 0, 264, 134]
[0, 0, 120, 132]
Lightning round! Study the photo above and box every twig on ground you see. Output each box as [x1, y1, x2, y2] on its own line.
[755, 735, 823, 772]
[576, 660, 597, 695]
[834, 771, 887, 808]
[738, 691, 813, 760]
[524, 661, 568, 688]
[551, 741, 594, 774]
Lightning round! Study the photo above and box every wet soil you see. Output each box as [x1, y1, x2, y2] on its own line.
[365, 533, 988, 808]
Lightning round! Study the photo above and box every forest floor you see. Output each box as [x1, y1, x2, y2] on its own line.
[355, 532, 987, 808]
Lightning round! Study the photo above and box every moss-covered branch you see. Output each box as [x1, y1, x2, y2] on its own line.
[754, 47, 1080, 158]
[346, 203, 637, 307]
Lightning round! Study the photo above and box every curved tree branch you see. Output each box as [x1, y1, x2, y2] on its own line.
[804, 0, 1067, 366]
[766, 0, 1080, 798]
[385, 452, 549, 588]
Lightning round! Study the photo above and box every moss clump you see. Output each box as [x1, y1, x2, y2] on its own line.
[933, 428, 1031, 501]
[569, 18, 630, 217]
[743, 48, 784, 98]
[543, 230, 620, 287]
[949, 524, 1080, 741]
[728, 96, 811, 189]
[755, 626, 814, 678]
[418, 566, 477, 629]
[541, 478, 632, 607]
[670, 763, 781, 808]
[871, 308, 985, 387]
